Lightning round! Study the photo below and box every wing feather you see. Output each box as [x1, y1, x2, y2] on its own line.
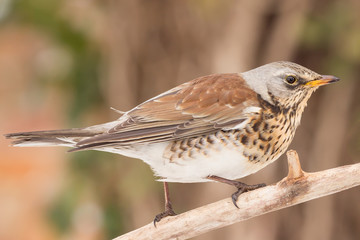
[75, 73, 260, 149]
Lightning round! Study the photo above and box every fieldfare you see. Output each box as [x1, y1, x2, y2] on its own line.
[5, 61, 340, 224]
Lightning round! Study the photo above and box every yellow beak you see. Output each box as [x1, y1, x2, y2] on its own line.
[305, 75, 340, 87]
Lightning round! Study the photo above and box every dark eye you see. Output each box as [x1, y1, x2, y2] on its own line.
[285, 75, 298, 84]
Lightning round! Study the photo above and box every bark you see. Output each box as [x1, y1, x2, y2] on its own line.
[113, 150, 360, 240]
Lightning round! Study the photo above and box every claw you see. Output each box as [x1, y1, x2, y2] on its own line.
[153, 182, 176, 227]
[231, 188, 244, 208]
[230, 182, 266, 208]
[207, 175, 266, 208]
[153, 208, 176, 227]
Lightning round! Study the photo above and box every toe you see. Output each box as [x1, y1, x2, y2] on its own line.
[153, 209, 176, 227]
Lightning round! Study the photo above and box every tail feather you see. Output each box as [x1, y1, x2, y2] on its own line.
[5, 128, 102, 147]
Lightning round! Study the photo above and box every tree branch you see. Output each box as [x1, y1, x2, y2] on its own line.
[113, 150, 360, 240]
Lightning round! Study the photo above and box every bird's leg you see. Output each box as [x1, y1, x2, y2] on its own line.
[207, 175, 266, 208]
[153, 182, 176, 226]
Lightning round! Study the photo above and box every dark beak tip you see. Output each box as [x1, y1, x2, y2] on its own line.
[321, 75, 340, 83]
[333, 77, 341, 82]
[329, 77, 340, 83]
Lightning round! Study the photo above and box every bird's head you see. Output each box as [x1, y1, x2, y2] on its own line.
[241, 61, 340, 109]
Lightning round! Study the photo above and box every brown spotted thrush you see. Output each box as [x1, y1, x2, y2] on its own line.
[5, 61, 340, 224]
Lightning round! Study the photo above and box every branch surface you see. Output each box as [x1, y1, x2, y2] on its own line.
[113, 150, 360, 240]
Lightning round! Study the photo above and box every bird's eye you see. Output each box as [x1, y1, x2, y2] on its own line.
[285, 75, 298, 84]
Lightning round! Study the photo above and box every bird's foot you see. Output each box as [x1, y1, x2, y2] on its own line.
[207, 175, 266, 208]
[231, 182, 266, 208]
[153, 202, 176, 227]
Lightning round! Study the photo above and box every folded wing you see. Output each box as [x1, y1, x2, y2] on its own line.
[73, 73, 260, 151]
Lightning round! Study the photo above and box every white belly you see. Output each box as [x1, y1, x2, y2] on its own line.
[99, 141, 277, 183]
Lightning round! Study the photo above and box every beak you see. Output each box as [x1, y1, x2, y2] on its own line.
[305, 75, 340, 87]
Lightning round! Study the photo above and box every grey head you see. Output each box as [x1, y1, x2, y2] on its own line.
[241, 61, 339, 108]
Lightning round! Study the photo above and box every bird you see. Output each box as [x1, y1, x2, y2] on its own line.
[5, 61, 339, 225]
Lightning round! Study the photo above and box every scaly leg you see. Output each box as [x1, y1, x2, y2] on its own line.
[153, 182, 176, 226]
[207, 175, 266, 208]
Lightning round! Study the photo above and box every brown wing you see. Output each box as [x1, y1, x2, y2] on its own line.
[74, 73, 260, 150]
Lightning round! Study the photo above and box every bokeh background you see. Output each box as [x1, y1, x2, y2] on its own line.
[1, 0, 360, 239]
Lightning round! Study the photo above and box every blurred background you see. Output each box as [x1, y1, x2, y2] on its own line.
[1, 0, 359, 239]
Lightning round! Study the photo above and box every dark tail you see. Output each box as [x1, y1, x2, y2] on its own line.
[5, 128, 103, 147]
